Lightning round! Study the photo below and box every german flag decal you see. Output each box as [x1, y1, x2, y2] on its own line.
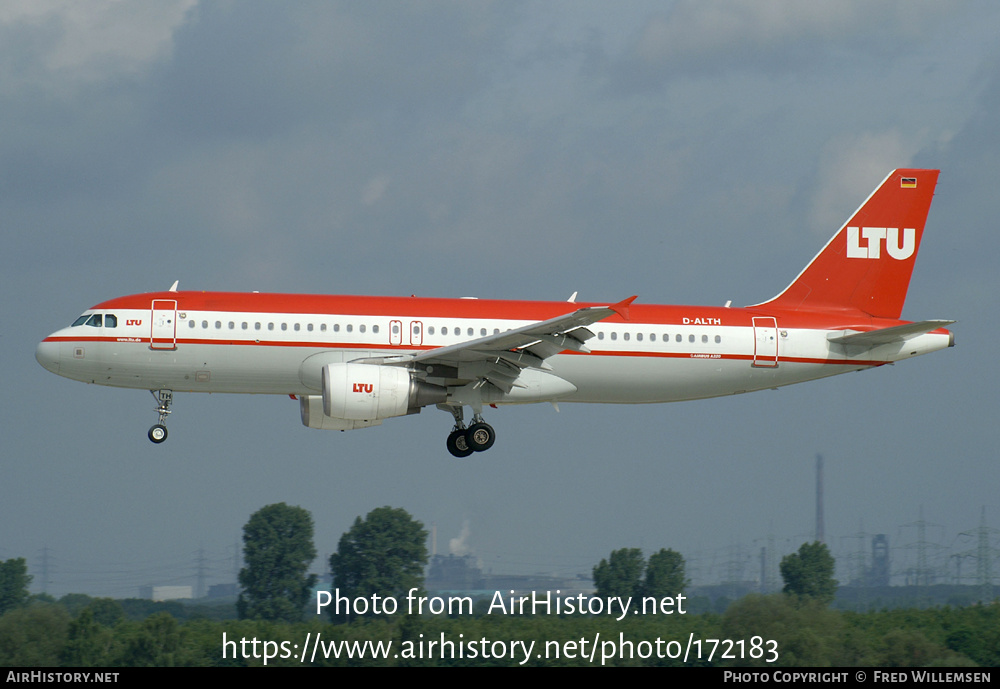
[901, 177, 917, 188]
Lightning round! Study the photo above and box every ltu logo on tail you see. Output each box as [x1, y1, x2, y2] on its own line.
[352, 383, 374, 393]
[847, 227, 915, 260]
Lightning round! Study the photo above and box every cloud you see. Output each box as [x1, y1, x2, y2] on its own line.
[809, 131, 916, 233]
[614, 0, 951, 85]
[0, 0, 194, 90]
[361, 175, 390, 206]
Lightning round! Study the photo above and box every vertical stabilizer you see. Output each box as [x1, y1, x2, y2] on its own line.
[757, 169, 939, 318]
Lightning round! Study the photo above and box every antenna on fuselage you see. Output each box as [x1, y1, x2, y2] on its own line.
[168, 280, 179, 292]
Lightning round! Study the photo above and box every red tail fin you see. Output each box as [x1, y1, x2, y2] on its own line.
[757, 169, 939, 319]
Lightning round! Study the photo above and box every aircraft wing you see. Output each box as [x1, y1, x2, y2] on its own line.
[351, 296, 636, 393]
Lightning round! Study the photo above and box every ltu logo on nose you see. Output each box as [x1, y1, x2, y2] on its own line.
[846, 227, 915, 260]
[353, 383, 374, 393]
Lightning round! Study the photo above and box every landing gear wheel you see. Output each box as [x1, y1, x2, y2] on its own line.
[466, 422, 496, 452]
[148, 424, 168, 444]
[447, 429, 474, 458]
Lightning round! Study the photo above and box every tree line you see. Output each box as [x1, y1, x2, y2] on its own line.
[2, 506, 996, 666]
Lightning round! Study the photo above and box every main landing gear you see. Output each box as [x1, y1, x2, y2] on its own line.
[148, 389, 172, 444]
[444, 406, 496, 458]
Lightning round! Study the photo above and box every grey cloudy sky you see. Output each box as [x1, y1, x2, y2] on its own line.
[2, 1, 998, 597]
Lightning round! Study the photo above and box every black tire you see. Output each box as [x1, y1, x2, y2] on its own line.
[446, 429, 474, 458]
[148, 424, 168, 444]
[465, 422, 496, 452]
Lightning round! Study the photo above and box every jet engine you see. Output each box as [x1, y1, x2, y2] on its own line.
[321, 362, 447, 421]
[299, 395, 384, 430]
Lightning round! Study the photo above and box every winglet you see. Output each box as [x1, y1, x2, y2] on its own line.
[609, 295, 638, 321]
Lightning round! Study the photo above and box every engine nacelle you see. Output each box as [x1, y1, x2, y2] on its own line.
[322, 363, 447, 421]
[300, 395, 383, 430]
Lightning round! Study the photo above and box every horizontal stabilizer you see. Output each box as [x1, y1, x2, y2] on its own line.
[828, 320, 955, 346]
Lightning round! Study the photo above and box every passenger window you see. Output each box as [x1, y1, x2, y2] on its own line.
[649, 333, 655, 341]
[688, 334, 695, 343]
[281, 323, 287, 331]
[320, 324, 327, 332]
[204, 321, 210, 329]
[229, 321, 235, 329]
[215, 321, 222, 329]
[467, 328, 473, 336]
[188, 320, 195, 329]
[294, 323, 300, 331]
[105, 314, 117, 328]
[307, 323, 313, 332]
[268, 323, 274, 331]
[494, 329, 500, 334]
[360, 324, 366, 333]
[255, 322, 261, 330]
[702, 334, 708, 343]
[715, 335, 721, 344]
[610, 332, 617, 341]
[624, 332, 630, 341]
[598, 331, 604, 340]
[428, 326, 435, 335]
[454, 327, 460, 336]
[480, 328, 486, 336]
[242, 322, 248, 330]
[347, 324, 353, 333]
[373, 324, 379, 334]
[675, 334, 682, 343]
[333, 324, 340, 332]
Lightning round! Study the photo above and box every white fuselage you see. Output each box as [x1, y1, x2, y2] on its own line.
[36, 300, 952, 407]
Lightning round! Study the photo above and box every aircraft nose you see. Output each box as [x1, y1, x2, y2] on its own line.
[36, 339, 60, 374]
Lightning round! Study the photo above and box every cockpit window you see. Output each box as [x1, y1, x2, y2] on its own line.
[105, 314, 117, 328]
[85, 314, 103, 327]
[72, 315, 89, 327]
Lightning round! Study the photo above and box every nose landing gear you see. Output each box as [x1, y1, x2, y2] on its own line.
[148, 389, 173, 444]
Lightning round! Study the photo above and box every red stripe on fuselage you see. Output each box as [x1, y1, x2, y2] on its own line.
[40, 335, 884, 367]
[86, 291, 923, 333]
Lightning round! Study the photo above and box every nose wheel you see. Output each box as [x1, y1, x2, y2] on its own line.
[148, 424, 168, 443]
[148, 389, 173, 444]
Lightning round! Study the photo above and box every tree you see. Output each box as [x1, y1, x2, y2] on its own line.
[329, 506, 428, 621]
[780, 541, 837, 604]
[644, 548, 689, 597]
[237, 503, 318, 622]
[0, 558, 32, 615]
[593, 548, 689, 606]
[592, 548, 645, 600]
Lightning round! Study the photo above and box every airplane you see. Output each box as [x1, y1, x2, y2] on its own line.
[36, 169, 953, 457]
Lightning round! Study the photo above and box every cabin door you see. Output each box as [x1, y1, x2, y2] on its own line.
[150, 300, 178, 350]
[752, 317, 778, 367]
